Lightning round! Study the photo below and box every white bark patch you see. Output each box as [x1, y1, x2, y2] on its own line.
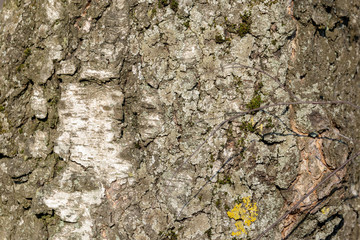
[0, 3, 23, 35]
[44, 37, 64, 61]
[178, 38, 201, 63]
[55, 83, 131, 183]
[47, 83, 131, 239]
[57, 60, 77, 75]
[46, 0, 62, 24]
[138, 112, 165, 141]
[44, 187, 103, 223]
[29, 130, 48, 159]
[30, 85, 47, 119]
[43, 164, 104, 240]
[79, 67, 119, 81]
[82, 18, 92, 33]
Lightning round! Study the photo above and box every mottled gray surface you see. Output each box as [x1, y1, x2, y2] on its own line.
[0, 0, 359, 239]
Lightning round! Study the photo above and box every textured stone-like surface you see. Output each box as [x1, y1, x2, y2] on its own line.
[0, 0, 359, 239]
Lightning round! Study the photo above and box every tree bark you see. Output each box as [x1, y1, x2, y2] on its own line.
[0, 0, 359, 239]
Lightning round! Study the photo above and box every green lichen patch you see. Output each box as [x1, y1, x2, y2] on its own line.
[150, 7, 157, 18]
[183, 20, 190, 29]
[24, 48, 32, 57]
[36, 212, 60, 226]
[169, 0, 178, 12]
[224, 11, 252, 38]
[233, 75, 243, 90]
[16, 63, 25, 72]
[215, 198, 221, 207]
[265, 118, 274, 129]
[237, 137, 246, 147]
[239, 121, 256, 133]
[215, 34, 230, 44]
[159, 229, 178, 240]
[237, 12, 252, 37]
[158, 0, 169, 8]
[246, 94, 263, 110]
[217, 174, 233, 185]
[158, 0, 178, 12]
[205, 228, 212, 239]
[254, 81, 264, 94]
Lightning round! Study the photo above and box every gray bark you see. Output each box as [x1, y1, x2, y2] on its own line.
[0, 0, 359, 239]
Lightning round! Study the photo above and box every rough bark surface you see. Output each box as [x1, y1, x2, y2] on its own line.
[0, 0, 359, 239]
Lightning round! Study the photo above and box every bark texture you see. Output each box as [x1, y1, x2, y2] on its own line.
[0, 0, 359, 239]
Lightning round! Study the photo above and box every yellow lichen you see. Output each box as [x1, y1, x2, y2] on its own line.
[321, 207, 329, 215]
[250, 117, 254, 125]
[227, 196, 258, 237]
[259, 124, 263, 133]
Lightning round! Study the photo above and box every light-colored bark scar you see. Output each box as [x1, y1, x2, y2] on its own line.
[55, 83, 131, 183]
